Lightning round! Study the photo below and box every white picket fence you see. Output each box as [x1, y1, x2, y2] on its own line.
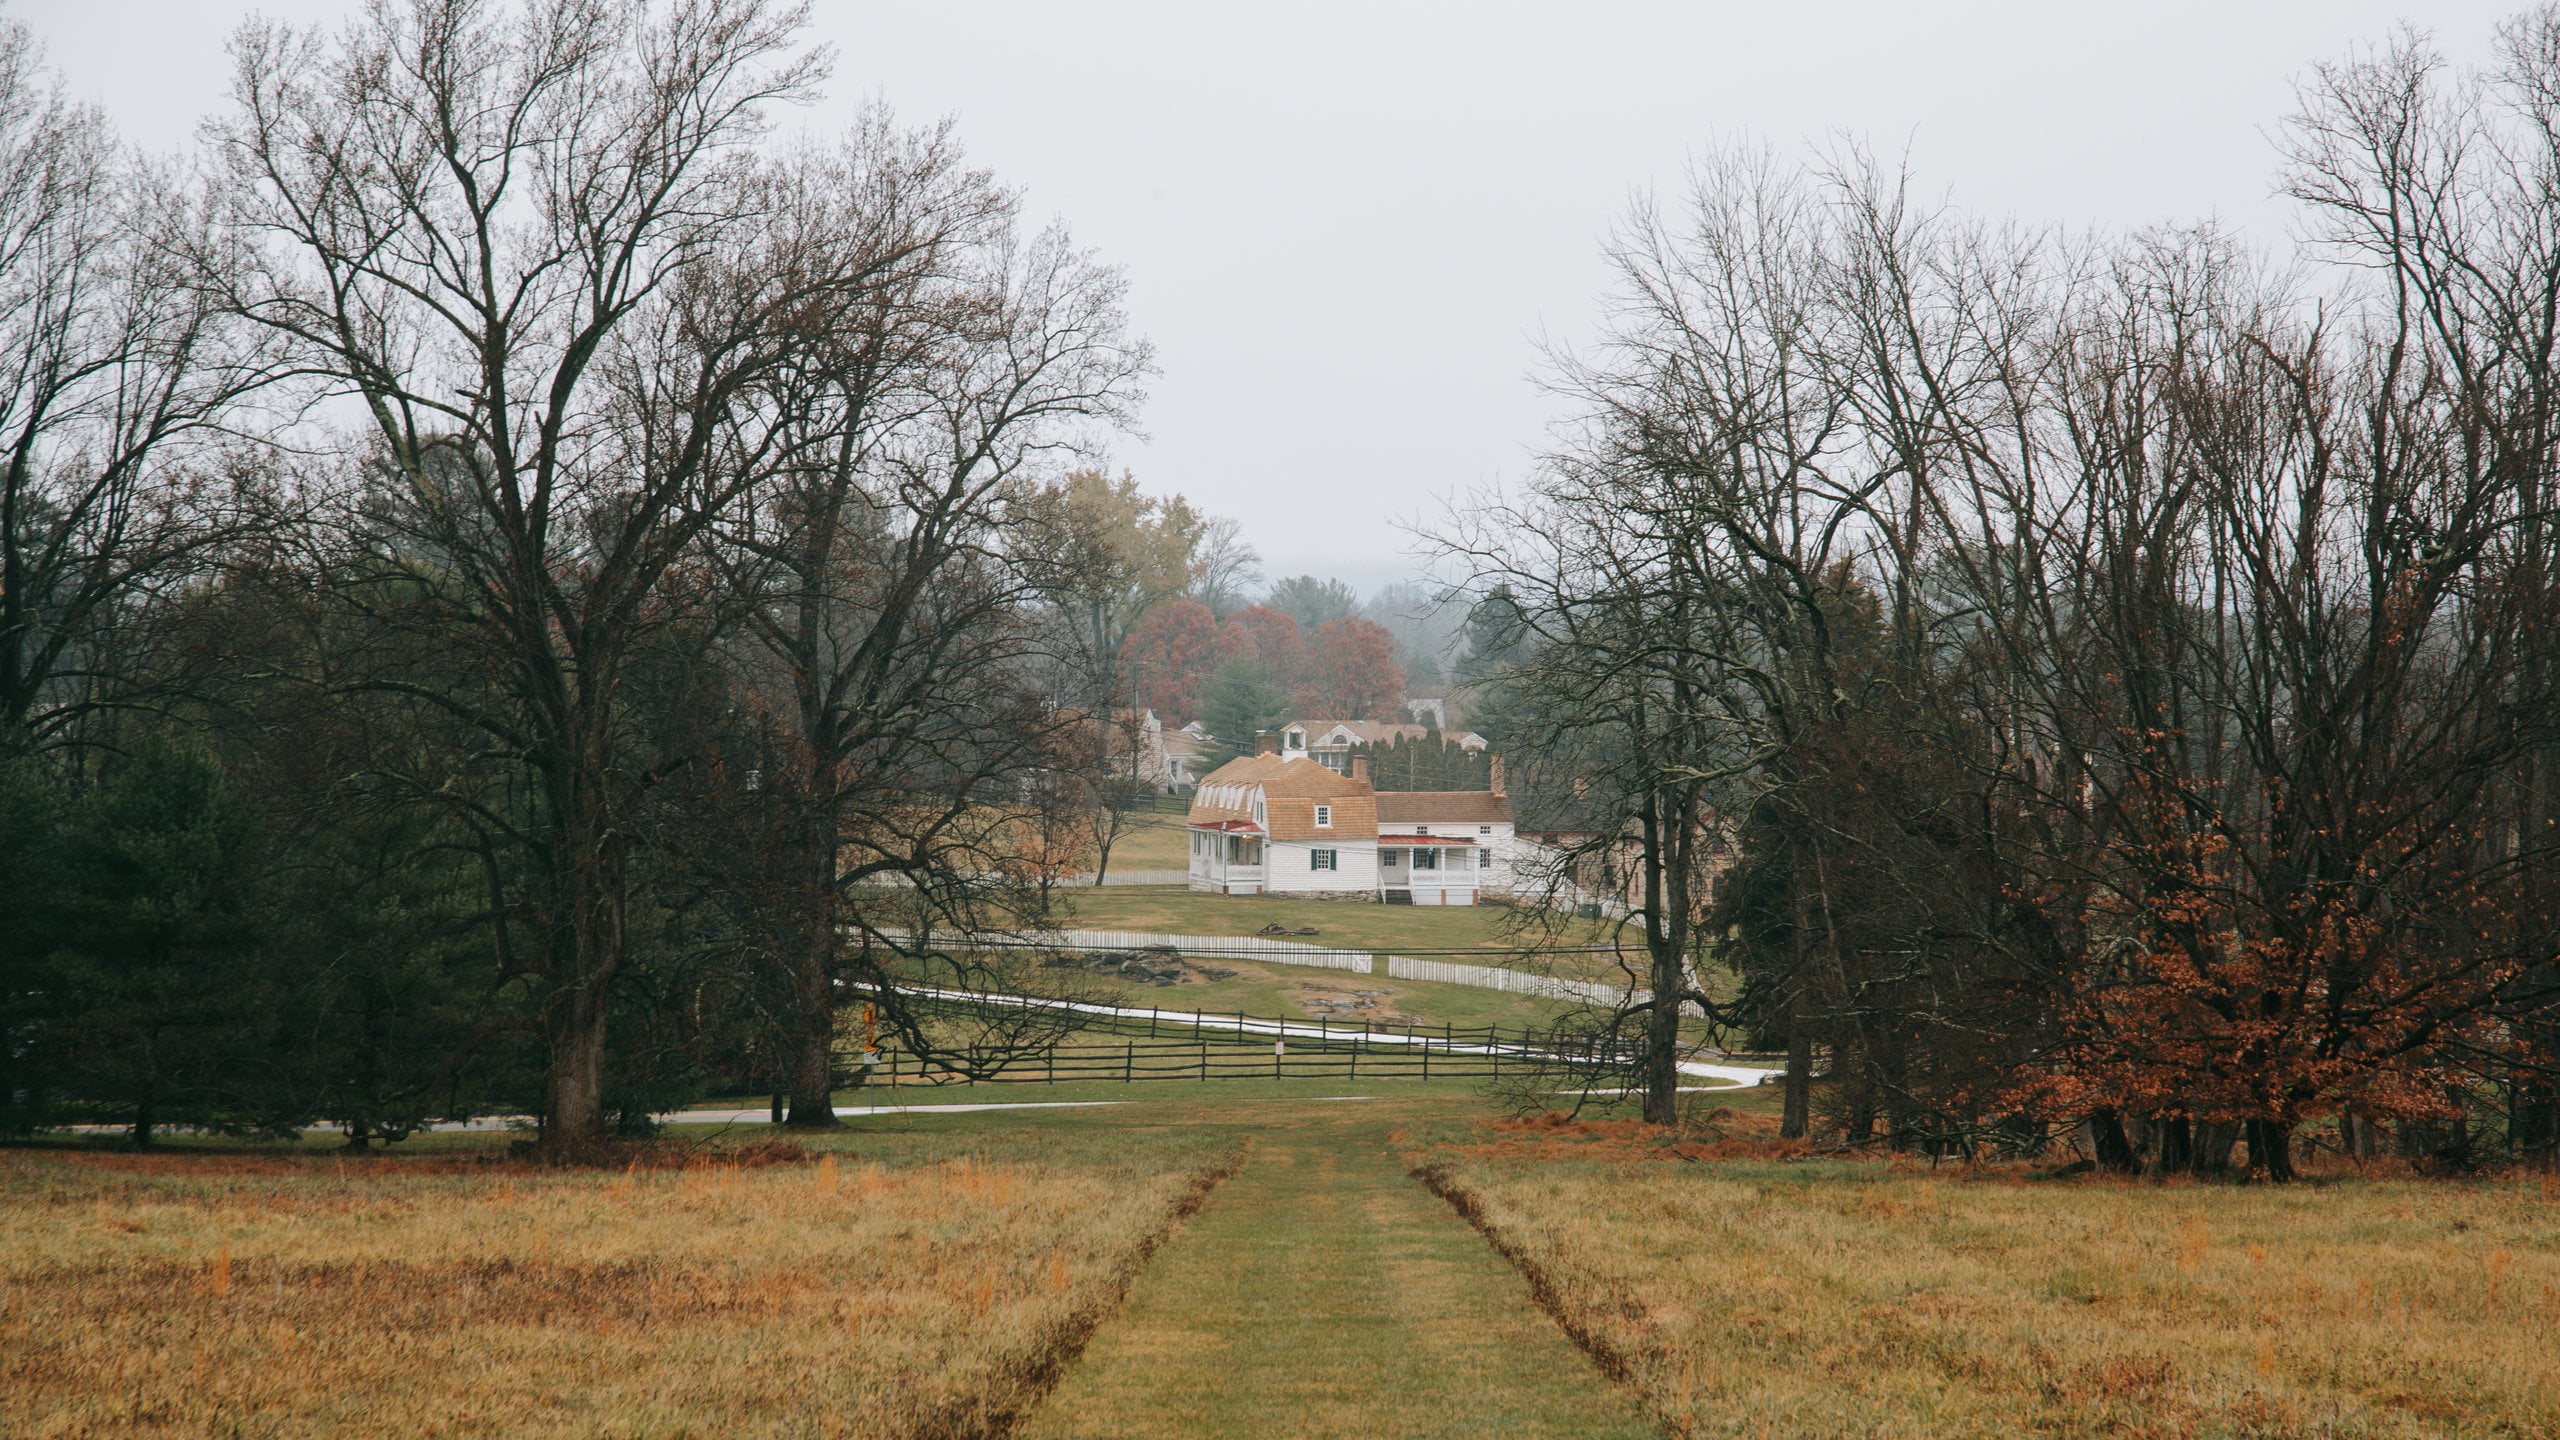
[1385, 955, 1636, 1007]
[1047, 929, 1375, 973]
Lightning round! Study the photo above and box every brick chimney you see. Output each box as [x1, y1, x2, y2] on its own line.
[1350, 755, 1369, 785]
[1255, 731, 1278, 757]
[1489, 754, 1505, 796]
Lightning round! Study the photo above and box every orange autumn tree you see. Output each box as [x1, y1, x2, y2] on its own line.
[2013, 766, 2538, 1181]
[1970, 213, 2560, 1179]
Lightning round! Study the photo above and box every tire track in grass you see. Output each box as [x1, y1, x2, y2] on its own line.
[1011, 1112, 1655, 1440]
[1409, 1160, 1643, 1387]
[925, 1145, 1248, 1440]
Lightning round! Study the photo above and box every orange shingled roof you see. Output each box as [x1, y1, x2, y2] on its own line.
[1187, 753, 1379, 841]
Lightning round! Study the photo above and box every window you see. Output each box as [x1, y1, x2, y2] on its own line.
[1480, 825, 1493, 835]
[1413, 847, 1439, 871]
[1314, 804, 1332, 828]
[1415, 825, 1430, 836]
[1311, 849, 1336, 871]
[1284, 730, 1304, 750]
[1381, 848, 1404, 867]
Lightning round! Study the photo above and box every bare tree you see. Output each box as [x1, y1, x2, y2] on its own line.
[1189, 513, 1260, 618]
[0, 18, 273, 753]
[206, 0, 893, 1148]
[1442, 148, 1874, 1127]
[711, 115, 1148, 1126]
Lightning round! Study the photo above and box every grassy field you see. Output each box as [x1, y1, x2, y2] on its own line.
[1016, 1099, 1655, 1439]
[1090, 812, 1191, 871]
[1072, 956, 1584, 1030]
[1407, 1094, 2560, 1439]
[18, 1074, 2552, 1438]
[0, 1125, 1234, 1439]
[1057, 886, 1635, 966]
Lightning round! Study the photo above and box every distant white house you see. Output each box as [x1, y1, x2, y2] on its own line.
[1186, 745, 1515, 905]
[1277, 719, 1489, 776]
[1161, 722, 1209, 794]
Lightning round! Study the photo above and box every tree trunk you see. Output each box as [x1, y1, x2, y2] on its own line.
[1779, 994, 1812, 1141]
[785, 797, 846, 1129]
[1642, 939, 1683, 1127]
[544, 979, 610, 1148]
[784, 1026, 841, 1126]
[2512, 1082, 2557, 1168]
[539, 749, 628, 1151]
[2191, 1121, 2238, 1178]
[2150, 1116, 2191, 1177]
[2090, 1108, 2141, 1173]
[2245, 1119, 2296, 1183]
[1635, 786, 1684, 1126]
[1779, 878, 1813, 1141]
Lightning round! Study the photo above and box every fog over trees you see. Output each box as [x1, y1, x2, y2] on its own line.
[9, 0, 2560, 1184]
[1445, 15, 2560, 1171]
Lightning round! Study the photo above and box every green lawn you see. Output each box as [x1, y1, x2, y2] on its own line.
[1008, 1099, 1657, 1440]
[1092, 811, 1191, 871]
[1057, 886, 1636, 965]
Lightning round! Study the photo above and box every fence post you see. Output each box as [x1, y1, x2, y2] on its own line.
[1047, 1046, 1055, 1085]
[1423, 1044, 1430, 1081]
[1200, 1039, 1207, 1082]
[1126, 1041, 1134, 1083]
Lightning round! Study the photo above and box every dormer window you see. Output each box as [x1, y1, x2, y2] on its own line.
[1314, 804, 1332, 828]
[1283, 730, 1305, 750]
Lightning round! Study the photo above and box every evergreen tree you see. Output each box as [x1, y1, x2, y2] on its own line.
[1196, 658, 1294, 763]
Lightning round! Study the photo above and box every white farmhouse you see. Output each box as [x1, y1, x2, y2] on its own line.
[1185, 746, 1516, 905]
[1185, 749, 1379, 898]
[1375, 767, 1517, 902]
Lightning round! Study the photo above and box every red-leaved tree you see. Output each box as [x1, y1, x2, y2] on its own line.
[1296, 617, 1405, 720]
[1120, 599, 1225, 722]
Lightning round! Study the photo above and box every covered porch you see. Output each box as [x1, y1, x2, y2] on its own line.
[1188, 820, 1267, 895]
[1377, 838, 1480, 906]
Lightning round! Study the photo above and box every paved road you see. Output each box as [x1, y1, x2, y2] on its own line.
[663, 1100, 1130, 1124]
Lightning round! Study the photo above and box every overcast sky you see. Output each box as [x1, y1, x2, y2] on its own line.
[18, 1, 2517, 594]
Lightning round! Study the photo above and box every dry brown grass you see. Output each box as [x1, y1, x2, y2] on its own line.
[0, 1131, 1234, 1439]
[1414, 1124, 2560, 1438]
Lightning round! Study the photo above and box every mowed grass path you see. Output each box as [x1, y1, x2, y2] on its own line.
[1018, 1105, 1653, 1440]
